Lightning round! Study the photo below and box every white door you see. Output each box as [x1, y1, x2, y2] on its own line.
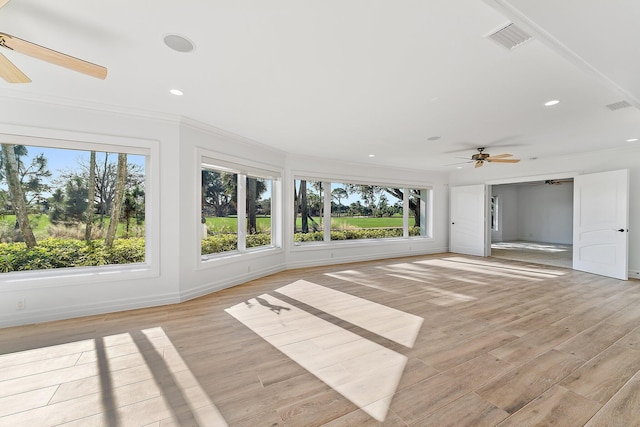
[573, 169, 629, 280]
[450, 184, 488, 256]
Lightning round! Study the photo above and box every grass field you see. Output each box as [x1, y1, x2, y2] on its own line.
[0, 214, 143, 241]
[204, 215, 405, 232]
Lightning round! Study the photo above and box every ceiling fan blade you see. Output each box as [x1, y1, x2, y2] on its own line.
[487, 158, 520, 163]
[486, 153, 512, 159]
[0, 0, 10, 10]
[0, 51, 30, 83]
[0, 32, 107, 79]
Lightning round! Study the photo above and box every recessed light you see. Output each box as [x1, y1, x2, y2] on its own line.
[456, 166, 463, 169]
[163, 34, 195, 53]
[544, 100, 560, 106]
[627, 138, 638, 142]
[368, 154, 375, 158]
[169, 89, 183, 96]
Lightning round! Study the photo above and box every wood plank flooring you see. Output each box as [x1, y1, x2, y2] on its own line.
[2, 253, 640, 426]
[491, 241, 572, 268]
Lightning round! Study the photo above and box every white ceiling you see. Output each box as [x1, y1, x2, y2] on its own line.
[1, 0, 639, 171]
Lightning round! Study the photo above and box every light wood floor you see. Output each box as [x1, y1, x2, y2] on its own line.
[491, 241, 572, 268]
[2, 253, 640, 426]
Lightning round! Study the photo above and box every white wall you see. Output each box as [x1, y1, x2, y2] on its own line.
[491, 183, 573, 244]
[0, 97, 450, 328]
[449, 145, 640, 278]
[517, 183, 573, 244]
[0, 97, 183, 328]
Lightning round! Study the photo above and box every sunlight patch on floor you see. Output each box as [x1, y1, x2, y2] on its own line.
[225, 282, 422, 422]
[492, 241, 570, 253]
[0, 328, 228, 426]
[325, 270, 403, 293]
[277, 280, 423, 348]
[415, 258, 561, 280]
[444, 256, 567, 277]
[385, 273, 477, 305]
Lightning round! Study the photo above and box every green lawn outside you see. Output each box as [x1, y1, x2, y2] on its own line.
[205, 216, 271, 233]
[0, 214, 143, 241]
[204, 215, 407, 232]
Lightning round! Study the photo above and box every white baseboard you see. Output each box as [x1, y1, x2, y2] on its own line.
[179, 263, 286, 302]
[286, 247, 449, 270]
[0, 291, 181, 329]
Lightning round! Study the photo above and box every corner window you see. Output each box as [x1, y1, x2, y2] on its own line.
[201, 158, 279, 259]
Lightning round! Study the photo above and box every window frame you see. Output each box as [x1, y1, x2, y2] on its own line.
[0, 132, 159, 289]
[292, 174, 434, 247]
[199, 151, 282, 264]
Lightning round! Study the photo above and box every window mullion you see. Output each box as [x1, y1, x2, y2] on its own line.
[323, 181, 332, 242]
[403, 187, 409, 238]
[237, 174, 247, 252]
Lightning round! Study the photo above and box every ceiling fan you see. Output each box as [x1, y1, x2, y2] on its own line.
[0, 0, 107, 83]
[468, 147, 520, 168]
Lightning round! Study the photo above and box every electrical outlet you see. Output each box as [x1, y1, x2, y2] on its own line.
[17, 298, 25, 310]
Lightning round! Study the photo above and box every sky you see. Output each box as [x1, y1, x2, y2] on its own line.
[3, 145, 145, 183]
[0, 144, 146, 196]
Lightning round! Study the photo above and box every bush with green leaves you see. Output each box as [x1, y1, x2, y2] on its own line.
[0, 238, 145, 272]
[293, 227, 423, 242]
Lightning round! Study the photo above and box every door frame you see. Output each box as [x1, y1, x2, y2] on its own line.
[484, 172, 579, 257]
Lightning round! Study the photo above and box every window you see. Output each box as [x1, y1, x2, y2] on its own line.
[330, 183, 403, 241]
[293, 180, 324, 242]
[0, 142, 147, 273]
[246, 175, 273, 250]
[294, 178, 432, 244]
[491, 195, 499, 231]
[201, 158, 279, 259]
[201, 168, 238, 255]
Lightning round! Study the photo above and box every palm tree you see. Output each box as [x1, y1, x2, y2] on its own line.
[331, 187, 348, 217]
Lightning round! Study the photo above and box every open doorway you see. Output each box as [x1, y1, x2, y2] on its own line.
[490, 179, 573, 268]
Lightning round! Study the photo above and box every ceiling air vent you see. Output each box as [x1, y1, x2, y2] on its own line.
[487, 23, 533, 50]
[605, 100, 632, 111]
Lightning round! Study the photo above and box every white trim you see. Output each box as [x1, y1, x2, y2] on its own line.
[0, 290, 180, 329]
[286, 247, 449, 270]
[486, 172, 580, 186]
[292, 170, 435, 190]
[180, 263, 286, 302]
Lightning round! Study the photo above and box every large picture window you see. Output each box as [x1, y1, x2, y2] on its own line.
[330, 184, 403, 240]
[201, 159, 278, 259]
[0, 142, 147, 273]
[294, 179, 431, 244]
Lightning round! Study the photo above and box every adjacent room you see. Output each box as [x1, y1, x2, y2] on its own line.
[1, 1, 640, 426]
[490, 179, 574, 268]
